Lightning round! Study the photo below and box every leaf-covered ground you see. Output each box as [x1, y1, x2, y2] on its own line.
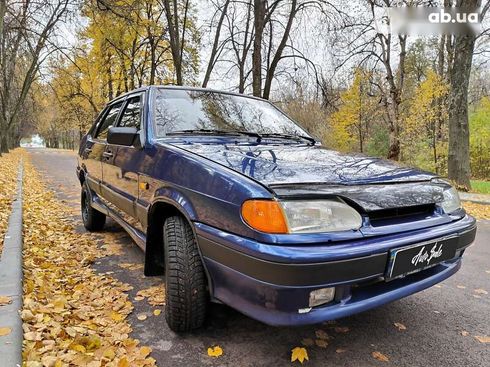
[21, 154, 156, 366]
[462, 201, 490, 220]
[0, 149, 21, 255]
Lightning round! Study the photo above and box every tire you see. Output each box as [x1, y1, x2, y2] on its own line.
[164, 215, 207, 332]
[81, 181, 106, 231]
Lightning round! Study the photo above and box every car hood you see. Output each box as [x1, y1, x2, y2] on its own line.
[170, 141, 435, 186]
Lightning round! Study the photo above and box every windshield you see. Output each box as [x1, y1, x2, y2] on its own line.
[153, 88, 311, 138]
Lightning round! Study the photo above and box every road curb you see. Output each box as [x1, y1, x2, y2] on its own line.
[0, 160, 24, 367]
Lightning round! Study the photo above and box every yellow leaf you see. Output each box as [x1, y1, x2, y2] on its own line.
[0, 327, 11, 336]
[394, 322, 407, 331]
[111, 311, 124, 322]
[475, 336, 490, 343]
[291, 347, 308, 364]
[118, 357, 130, 367]
[71, 344, 86, 353]
[0, 296, 12, 305]
[140, 346, 152, 358]
[207, 345, 223, 358]
[372, 351, 389, 362]
[153, 309, 161, 316]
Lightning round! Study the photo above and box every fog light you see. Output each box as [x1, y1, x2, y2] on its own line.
[309, 287, 335, 307]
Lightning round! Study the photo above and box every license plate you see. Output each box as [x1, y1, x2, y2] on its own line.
[386, 236, 459, 280]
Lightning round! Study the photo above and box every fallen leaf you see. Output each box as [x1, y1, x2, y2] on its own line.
[474, 289, 488, 295]
[153, 309, 161, 316]
[134, 296, 145, 301]
[140, 346, 152, 358]
[336, 348, 346, 353]
[315, 339, 328, 348]
[291, 347, 309, 364]
[394, 322, 407, 331]
[207, 345, 223, 357]
[117, 357, 130, 367]
[0, 296, 12, 305]
[456, 285, 466, 289]
[372, 351, 389, 362]
[334, 326, 350, 333]
[434, 284, 442, 288]
[475, 336, 490, 343]
[461, 331, 469, 336]
[315, 329, 329, 340]
[0, 327, 11, 336]
[137, 314, 147, 321]
[301, 338, 314, 347]
[110, 311, 124, 322]
[485, 270, 490, 274]
[473, 295, 482, 299]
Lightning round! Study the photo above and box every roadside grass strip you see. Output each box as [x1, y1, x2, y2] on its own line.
[0, 149, 21, 255]
[21, 155, 156, 366]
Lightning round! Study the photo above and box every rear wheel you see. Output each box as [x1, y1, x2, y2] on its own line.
[164, 215, 207, 332]
[81, 181, 106, 231]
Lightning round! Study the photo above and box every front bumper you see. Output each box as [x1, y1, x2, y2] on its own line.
[195, 215, 476, 326]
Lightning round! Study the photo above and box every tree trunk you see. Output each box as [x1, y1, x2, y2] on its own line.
[252, 0, 266, 97]
[447, 33, 475, 189]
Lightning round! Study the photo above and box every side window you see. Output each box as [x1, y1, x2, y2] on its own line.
[119, 96, 141, 129]
[95, 102, 123, 140]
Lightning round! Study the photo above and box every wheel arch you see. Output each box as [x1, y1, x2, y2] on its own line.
[144, 199, 214, 298]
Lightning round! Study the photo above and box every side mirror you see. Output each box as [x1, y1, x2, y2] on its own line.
[107, 126, 140, 147]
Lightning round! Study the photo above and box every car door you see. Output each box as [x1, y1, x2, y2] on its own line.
[101, 94, 143, 220]
[80, 103, 122, 195]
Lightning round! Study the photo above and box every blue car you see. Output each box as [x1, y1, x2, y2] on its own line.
[77, 86, 477, 332]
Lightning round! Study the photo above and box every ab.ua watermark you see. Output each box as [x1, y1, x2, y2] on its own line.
[377, 7, 482, 35]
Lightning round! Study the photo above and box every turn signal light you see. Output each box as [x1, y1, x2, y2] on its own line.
[241, 200, 288, 234]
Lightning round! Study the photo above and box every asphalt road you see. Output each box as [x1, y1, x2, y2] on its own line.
[28, 148, 490, 367]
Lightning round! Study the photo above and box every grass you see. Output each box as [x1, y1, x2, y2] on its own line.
[470, 180, 490, 194]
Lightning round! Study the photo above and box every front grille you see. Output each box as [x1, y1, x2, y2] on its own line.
[368, 204, 436, 226]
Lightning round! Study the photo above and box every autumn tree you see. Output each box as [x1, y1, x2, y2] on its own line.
[0, 0, 73, 153]
[328, 69, 379, 152]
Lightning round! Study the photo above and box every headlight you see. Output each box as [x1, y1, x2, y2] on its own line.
[440, 186, 461, 214]
[281, 199, 362, 233]
[241, 199, 362, 234]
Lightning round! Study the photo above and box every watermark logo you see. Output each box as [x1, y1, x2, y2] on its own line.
[376, 7, 482, 35]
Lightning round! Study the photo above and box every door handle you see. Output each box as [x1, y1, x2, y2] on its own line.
[102, 151, 113, 158]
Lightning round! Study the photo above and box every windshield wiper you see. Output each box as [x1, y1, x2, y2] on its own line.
[166, 129, 316, 145]
[166, 129, 262, 139]
[259, 133, 316, 145]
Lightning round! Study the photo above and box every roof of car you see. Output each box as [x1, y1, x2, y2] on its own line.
[107, 85, 266, 105]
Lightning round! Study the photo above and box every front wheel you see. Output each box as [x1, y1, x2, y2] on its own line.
[164, 215, 207, 332]
[81, 181, 106, 231]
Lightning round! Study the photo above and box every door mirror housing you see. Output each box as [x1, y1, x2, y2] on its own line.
[107, 126, 140, 147]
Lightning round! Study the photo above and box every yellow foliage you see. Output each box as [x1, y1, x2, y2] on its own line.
[328, 69, 379, 152]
